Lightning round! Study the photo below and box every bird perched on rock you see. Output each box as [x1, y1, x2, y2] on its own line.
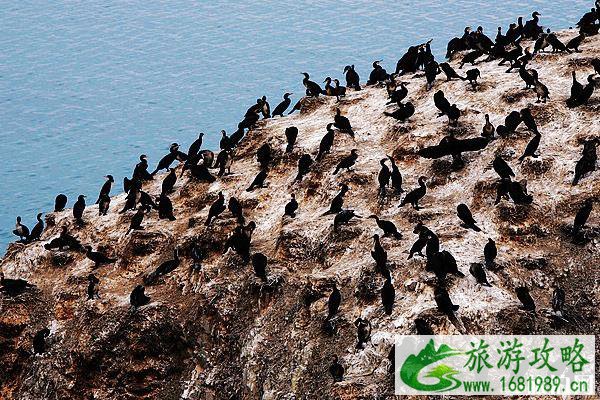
[12, 216, 29, 242]
[333, 108, 355, 137]
[484, 238, 497, 266]
[381, 278, 395, 315]
[284, 194, 298, 218]
[399, 177, 427, 210]
[295, 154, 313, 181]
[492, 155, 515, 179]
[144, 249, 180, 285]
[573, 139, 597, 185]
[333, 149, 358, 175]
[324, 184, 349, 215]
[33, 328, 50, 354]
[333, 210, 360, 232]
[247, 169, 268, 192]
[573, 199, 593, 235]
[87, 274, 100, 300]
[85, 246, 117, 269]
[130, 285, 150, 308]
[285, 126, 298, 153]
[369, 215, 402, 239]
[434, 286, 459, 315]
[354, 318, 371, 349]
[0, 271, 35, 297]
[206, 192, 226, 226]
[469, 263, 492, 286]
[252, 253, 268, 282]
[456, 203, 482, 232]
[329, 355, 344, 382]
[515, 286, 536, 312]
[384, 101, 415, 121]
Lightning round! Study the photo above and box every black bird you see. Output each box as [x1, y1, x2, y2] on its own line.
[98, 194, 110, 216]
[87, 274, 99, 300]
[547, 33, 571, 53]
[333, 79, 347, 100]
[408, 223, 430, 259]
[496, 110, 523, 137]
[464, 68, 481, 89]
[354, 318, 371, 349]
[161, 168, 177, 194]
[469, 263, 492, 286]
[256, 143, 273, 169]
[333, 108, 354, 137]
[28, 213, 44, 242]
[439, 62, 463, 81]
[247, 169, 268, 191]
[388, 81, 408, 105]
[12, 216, 30, 242]
[187, 132, 204, 158]
[333, 209, 360, 232]
[388, 156, 404, 194]
[459, 49, 484, 69]
[434, 90, 451, 116]
[217, 130, 231, 151]
[158, 193, 176, 221]
[520, 108, 539, 133]
[569, 71, 584, 104]
[418, 135, 489, 166]
[44, 226, 83, 251]
[434, 286, 459, 315]
[126, 209, 145, 235]
[272, 93, 293, 117]
[302, 72, 323, 97]
[399, 177, 427, 210]
[85, 246, 117, 269]
[73, 195, 86, 224]
[552, 286, 565, 316]
[284, 194, 298, 218]
[0, 271, 35, 297]
[296, 154, 313, 181]
[371, 234, 388, 275]
[567, 74, 596, 108]
[228, 197, 245, 225]
[344, 65, 361, 90]
[515, 286, 536, 312]
[190, 160, 217, 182]
[518, 131, 541, 161]
[333, 149, 358, 175]
[252, 253, 268, 282]
[316, 123, 335, 161]
[492, 156, 515, 179]
[573, 139, 597, 185]
[456, 204, 481, 232]
[566, 33, 585, 52]
[367, 60, 389, 85]
[96, 175, 114, 204]
[327, 285, 341, 319]
[533, 78, 550, 103]
[285, 126, 298, 153]
[482, 114, 495, 138]
[415, 318, 434, 335]
[329, 355, 344, 382]
[33, 328, 50, 354]
[130, 285, 150, 308]
[424, 60, 440, 90]
[381, 278, 395, 315]
[446, 104, 461, 125]
[384, 101, 415, 121]
[573, 199, 593, 235]
[54, 194, 68, 212]
[325, 183, 349, 215]
[484, 238, 497, 266]
[144, 249, 180, 285]
[369, 215, 402, 239]
[377, 158, 390, 198]
[206, 192, 226, 226]
[152, 143, 185, 175]
[133, 154, 153, 181]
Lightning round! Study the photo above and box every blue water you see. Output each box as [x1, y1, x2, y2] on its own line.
[0, 0, 589, 252]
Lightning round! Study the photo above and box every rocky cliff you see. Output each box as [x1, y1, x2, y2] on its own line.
[0, 28, 599, 400]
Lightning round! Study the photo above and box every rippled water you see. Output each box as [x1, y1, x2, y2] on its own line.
[0, 0, 590, 252]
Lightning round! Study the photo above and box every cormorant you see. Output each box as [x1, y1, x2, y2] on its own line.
[12, 216, 30, 242]
[434, 90, 451, 116]
[272, 93, 292, 117]
[87, 274, 99, 300]
[415, 318, 434, 335]
[206, 192, 226, 226]
[469, 263, 492, 286]
[378, 158, 390, 198]
[566, 33, 585, 52]
[323, 77, 335, 96]
[33, 328, 50, 354]
[424, 60, 440, 90]
[252, 253, 268, 282]
[187, 132, 204, 158]
[98, 194, 110, 216]
[573, 199, 593, 235]
[161, 168, 177, 194]
[73, 195, 86, 224]
[547, 33, 571, 53]
[54, 194, 68, 212]
[220, 130, 232, 151]
[408, 223, 430, 259]
[482, 114, 495, 138]
[85, 246, 117, 269]
[284, 194, 298, 218]
[246, 169, 268, 191]
[456, 204, 482, 232]
[256, 142, 272, 170]
[384, 102, 415, 121]
[522, 12, 543, 40]
[333, 149, 358, 175]
[158, 193, 176, 221]
[439, 62, 463, 81]
[367, 60, 389, 85]
[518, 131, 541, 161]
[484, 238, 497, 266]
[333, 108, 354, 137]
[552, 286, 565, 316]
[130, 285, 150, 308]
[572, 139, 597, 185]
[260, 95, 270, 118]
[329, 355, 344, 382]
[459, 49, 484, 69]
[371, 234, 388, 275]
[44, 226, 83, 251]
[464, 68, 481, 89]
[381, 278, 395, 315]
[515, 286, 536, 312]
[324, 183, 349, 215]
[369, 215, 402, 239]
[126, 209, 145, 235]
[399, 177, 427, 210]
[285, 126, 298, 153]
[0, 271, 35, 297]
[152, 143, 186, 175]
[144, 249, 180, 285]
[333, 210, 360, 232]
[228, 197, 245, 225]
[344, 65, 361, 90]
[388, 156, 404, 194]
[434, 286, 459, 315]
[569, 72, 584, 104]
[190, 159, 217, 182]
[327, 285, 341, 319]
[302, 72, 323, 97]
[28, 213, 44, 242]
[334, 79, 346, 100]
[96, 175, 114, 204]
[387, 81, 408, 105]
[316, 123, 335, 161]
[354, 318, 371, 349]
[133, 154, 153, 181]
[296, 154, 313, 181]
[493, 156, 515, 179]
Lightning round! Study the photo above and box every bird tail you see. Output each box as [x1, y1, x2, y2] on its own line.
[472, 224, 482, 232]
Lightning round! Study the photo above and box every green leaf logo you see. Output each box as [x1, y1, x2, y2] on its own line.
[400, 339, 463, 392]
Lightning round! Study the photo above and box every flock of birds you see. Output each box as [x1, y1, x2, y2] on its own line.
[2, 3, 599, 384]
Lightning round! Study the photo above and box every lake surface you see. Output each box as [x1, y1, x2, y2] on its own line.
[0, 0, 590, 253]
